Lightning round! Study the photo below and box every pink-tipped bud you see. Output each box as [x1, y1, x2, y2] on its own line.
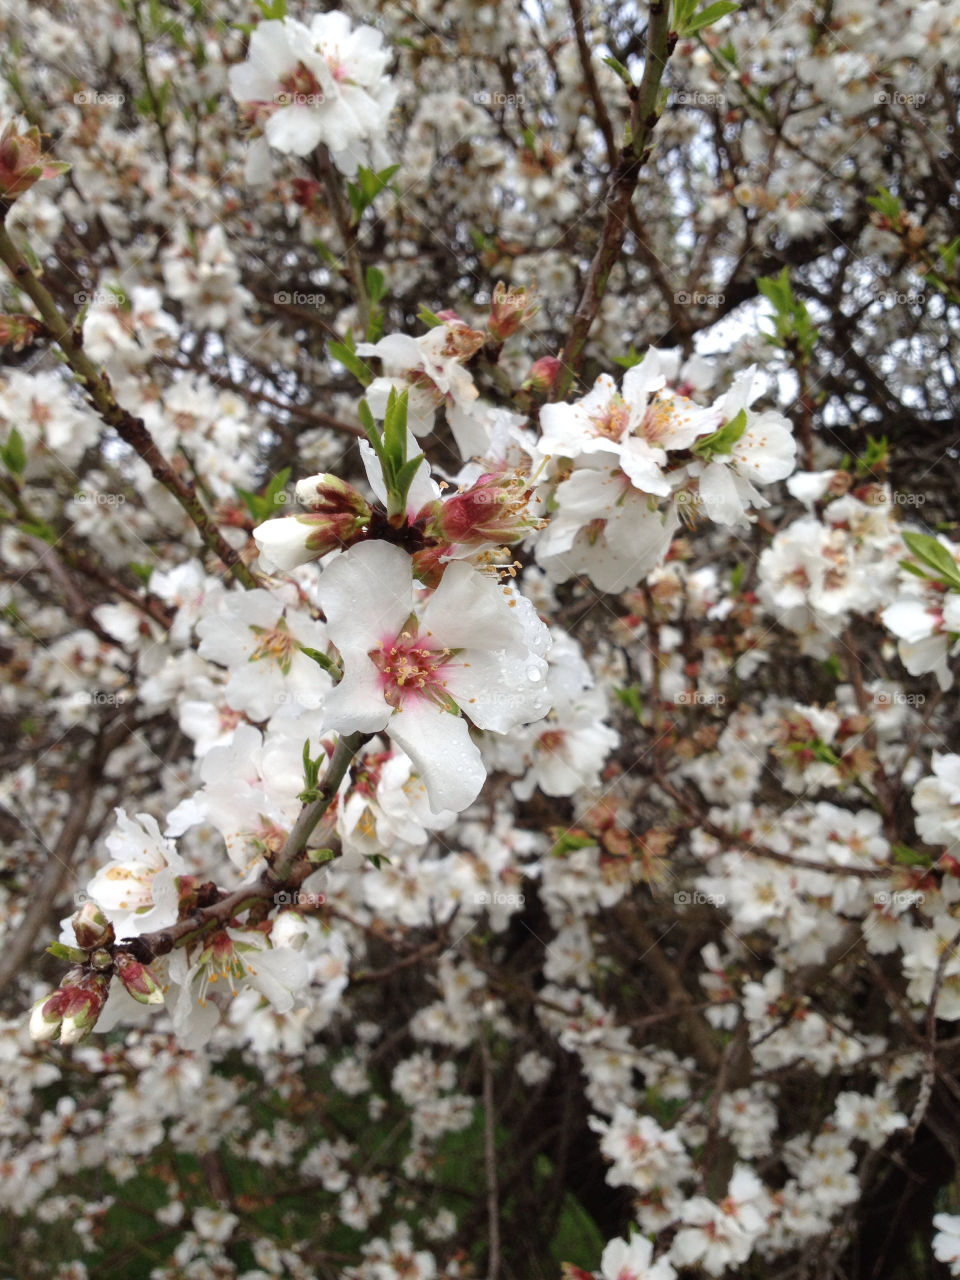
[488, 281, 538, 343]
[114, 951, 165, 1005]
[0, 122, 69, 201]
[71, 901, 114, 951]
[254, 511, 371, 571]
[29, 988, 67, 1043]
[0, 314, 43, 352]
[29, 968, 110, 1045]
[254, 475, 373, 571]
[289, 177, 325, 213]
[424, 469, 539, 547]
[59, 973, 110, 1044]
[294, 473, 371, 516]
[522, 355, 563, 395]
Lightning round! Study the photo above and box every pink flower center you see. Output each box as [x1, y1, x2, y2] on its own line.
[278, 62, 326, 105]
[369, 630, 453, 710]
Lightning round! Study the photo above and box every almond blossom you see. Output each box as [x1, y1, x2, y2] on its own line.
[228, 12, 397, 179]
[84, 810, 187, 939]
[315, 541, 550, 812]
[600, 1235, 677, 1280]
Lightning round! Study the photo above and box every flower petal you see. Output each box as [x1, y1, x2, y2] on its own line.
[387, 702, 485, 813]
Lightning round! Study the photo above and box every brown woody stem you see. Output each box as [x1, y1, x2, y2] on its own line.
[552, 0, 673, 402]
[0, 218, 260, 590]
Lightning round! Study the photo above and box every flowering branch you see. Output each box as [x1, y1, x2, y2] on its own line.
[0, 715, 132, 992]
[551, 0, 674, 401]
[315, 146, 371, 336]
[0, 218, 260, 590]
[271, 729, 369, 880]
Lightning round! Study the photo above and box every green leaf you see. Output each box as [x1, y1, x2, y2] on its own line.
[756, 265, 818, 359]
[366, 306, 385, 344]
[357, 399, 388, 473]
[602, 55, 633, 87]
[469, 227, 494, 253]
[898, 558, 932, 581]
[893, 843, 932, 867]
[19, 518, 57, 543]
[940, 236, 960, 276]
[393, 454, 425, 515]
[681, 0, 739, 34]
[298, 646, 342, 683]
[254, 0, 287, 17]
[856, 434, 889, 476]
[902, 531, 960, 591]
[417, 304, 443, 329]
[1, 427, 27, 476]
[328, 332, 372, 386]
[614, 684, 644, 719]
[365, 266, 386, 304]
[551, 832, 597, 857]
[811, 740, 841, 766]
[866, 185, 904, 231]
[128, 561, 154, 585]
[717, 39, 738, 65]
[308, 847, 337, 864]
[312, 238, 338, 268]
[692, 408, 748, 458]
[613, 345, 644, 370]
[346, 164, 400, 223]
[264, 467, 290, 508]
[382, 387, 409, 469]
[47, 941, 89, 963]
[673, 0, 698, 30]
[236, 467, 291, 521]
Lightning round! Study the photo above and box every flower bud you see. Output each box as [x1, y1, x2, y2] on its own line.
[71, 901, 114, 951]
[253, 475, 374, 571]
[254, 510, 370, 571]
[488, 281, 538, 342]
[289, 177, 325, 214]
[521, 355, 563, 395]
[425, 470, 538, 547]
[0, 314, 43, 352]
[59, 973, 110, 1044]
[114, 951, 165, 1005]
[294, 473, 371, 516]
[29, 968, 110, 1045]
[30, 988, 67, 1043]
[0, 121, 69, 201]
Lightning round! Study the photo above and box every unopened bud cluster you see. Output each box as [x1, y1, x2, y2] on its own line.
[29, 900, 163, 1046]
[0, 120, 69, 201]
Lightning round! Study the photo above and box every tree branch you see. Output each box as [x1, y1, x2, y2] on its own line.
[0, 218, 260, 590]
[552, 1, 674, 401]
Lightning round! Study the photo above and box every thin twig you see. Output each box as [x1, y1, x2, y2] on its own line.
[552, 0, 674, 400]
[0, 716, 133, 993]
[481, 1028, 501, 1280]
[909, 924, 960, 1136]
